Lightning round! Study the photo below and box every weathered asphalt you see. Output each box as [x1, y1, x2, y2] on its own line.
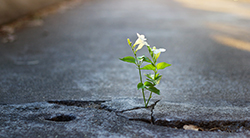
[1, 0, 250, 137]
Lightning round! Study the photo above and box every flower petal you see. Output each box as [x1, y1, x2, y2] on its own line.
[134, 38, 144, 46]
[136, 43, 144, 51]
[134, 33, 149, 51]
[137, 33, 146, 41]
[152, 47, 166, 54]
[159, 48, 166, 52]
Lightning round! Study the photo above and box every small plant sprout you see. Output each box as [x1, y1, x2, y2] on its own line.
[120, 33, 171, 108]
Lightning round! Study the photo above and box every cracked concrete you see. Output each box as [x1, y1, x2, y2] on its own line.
[102, 98, 250, 132]
[104, 98, 160, 124]
[1, 99, 250, 137]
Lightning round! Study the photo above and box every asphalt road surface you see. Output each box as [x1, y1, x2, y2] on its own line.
[0, 0, 250, 107]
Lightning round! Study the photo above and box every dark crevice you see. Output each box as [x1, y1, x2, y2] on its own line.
[48, 100, 107, 109]
[116, 100, 160, 113]
[113, 100, 160, 124]
[115, 111, 152, 124]
[116, 106, 145, 113]
[154, 119, 250, 132]
[150, 100, 160, 124]
[44, 113, 76, 122]
[129, 118, 152, 124]
[114, 112, 152, 124]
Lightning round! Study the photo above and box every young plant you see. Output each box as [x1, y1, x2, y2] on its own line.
[120, 33, 171, 108]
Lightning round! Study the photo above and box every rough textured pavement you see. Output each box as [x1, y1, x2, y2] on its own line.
[1, 0, 250, 137]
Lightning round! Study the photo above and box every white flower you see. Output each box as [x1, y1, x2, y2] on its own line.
[151, 46, 166, 54]
[134, 33, 149, 51]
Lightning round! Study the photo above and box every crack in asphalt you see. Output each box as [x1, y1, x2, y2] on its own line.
[113, 100, 160, 124]
[150, 100, 160, 124]
[47, 100, 250, 132]
[48, 100, 160, 124]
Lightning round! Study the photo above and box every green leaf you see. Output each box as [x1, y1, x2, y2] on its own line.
[145, 73, 154, 79]
[145, 73, 162, 85]
[119, 56, 136, 64]
[141, 64, 156, 70]
[127, 38, 132, 47]
[155, 73, 159, 78]
[137, 55, 144, 62]
[145, 74, 155, 84]
[154, 53, 161, 62]
[156, 62, 171, 70]
[143, 56, 152, 63]
[154, 75, 162, 85]
[137, 82, 145, 90]
[146, 78, 154, 84]
[144, 81, 154, 86]
[146, 86, 160, 95]
[137, 55, 152, 63]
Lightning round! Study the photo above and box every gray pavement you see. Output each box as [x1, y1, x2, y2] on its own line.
[1, 0, 250, 137]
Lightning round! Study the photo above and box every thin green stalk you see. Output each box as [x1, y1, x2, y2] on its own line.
[133, 49, 147, 108]
[138, 66, 147, 107]
[146, 92, 152, 107]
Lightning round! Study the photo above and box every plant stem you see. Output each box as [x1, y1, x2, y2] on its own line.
[146, 70, 157, 106]
[138, 66, 147, 107]
[133, 49, 147, 108]
[146, 91, 152, 106]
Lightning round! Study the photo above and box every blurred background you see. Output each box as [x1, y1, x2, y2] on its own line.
[0, 0, 64, 25]
[0, 0, 249, 105]
[1, 0, 249, 51]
